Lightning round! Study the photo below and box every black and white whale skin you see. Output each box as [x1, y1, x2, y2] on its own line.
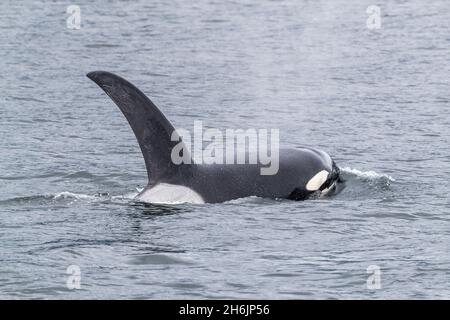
[87, 71, 341, 204]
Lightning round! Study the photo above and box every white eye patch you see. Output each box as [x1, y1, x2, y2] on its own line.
[306, 170, 329, 191]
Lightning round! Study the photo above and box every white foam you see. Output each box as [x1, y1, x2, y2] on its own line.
[112, 192, 139, 200]
[340, 167, 395, 182]
[224, 195, 265, 204]
[52, 191, 137, 201]
[52, 192, 97, 200]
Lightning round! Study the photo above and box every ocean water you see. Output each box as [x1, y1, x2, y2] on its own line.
[1, 0, 449, 299]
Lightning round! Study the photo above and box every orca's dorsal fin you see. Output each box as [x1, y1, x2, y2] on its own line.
[87, 71, 192, 184]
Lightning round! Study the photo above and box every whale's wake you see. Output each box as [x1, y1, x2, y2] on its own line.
[340, 167, 395, 182]
[0, 168, 395, 206]
[0, 191, 138, 206]
[336, 167, 395, 200]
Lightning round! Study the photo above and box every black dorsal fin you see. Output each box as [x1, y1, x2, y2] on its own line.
[87, 71, 192, 184]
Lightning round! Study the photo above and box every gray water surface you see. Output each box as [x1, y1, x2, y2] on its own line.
[1, 0, 450, 299]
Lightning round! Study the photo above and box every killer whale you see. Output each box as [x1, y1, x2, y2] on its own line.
[87, 71, 341, 204]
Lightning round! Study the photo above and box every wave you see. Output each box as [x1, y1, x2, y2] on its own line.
[52, 191, 100, 200]
[52, 191, 139, 201]
[0, 191, 138, 206]
[336, 166, 396, 200]
[340, 167, 395, 182]
[1, 167, 395, 206]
